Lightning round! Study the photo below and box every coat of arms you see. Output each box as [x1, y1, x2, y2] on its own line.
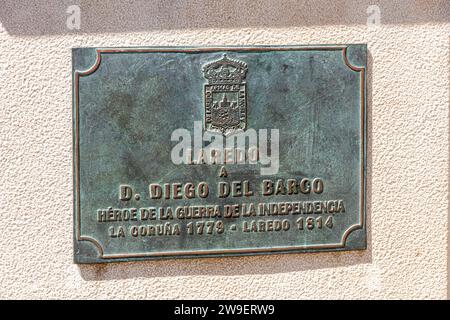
[203, 54, 248, 135]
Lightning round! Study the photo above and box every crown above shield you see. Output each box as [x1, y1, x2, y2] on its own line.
[202, 54, 248, 85]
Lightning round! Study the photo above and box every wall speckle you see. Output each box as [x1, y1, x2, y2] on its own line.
[0, 1, 449, 299]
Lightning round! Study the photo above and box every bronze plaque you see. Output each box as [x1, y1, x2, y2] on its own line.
[73, 45, 367, 263]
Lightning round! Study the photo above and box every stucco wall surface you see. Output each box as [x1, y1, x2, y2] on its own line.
[0, 0, 449, 299]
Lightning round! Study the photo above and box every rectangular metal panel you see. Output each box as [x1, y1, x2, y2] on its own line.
[73, 45, 367, 263]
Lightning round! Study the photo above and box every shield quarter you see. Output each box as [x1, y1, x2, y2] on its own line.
[203, 54, 248, 135]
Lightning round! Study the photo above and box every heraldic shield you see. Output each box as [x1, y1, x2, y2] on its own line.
[203, 54, 248, 135]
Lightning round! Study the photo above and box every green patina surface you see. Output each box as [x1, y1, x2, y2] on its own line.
[73, 45, 367, 264]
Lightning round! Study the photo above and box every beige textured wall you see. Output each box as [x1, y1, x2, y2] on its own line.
[0, 0, 449, 299]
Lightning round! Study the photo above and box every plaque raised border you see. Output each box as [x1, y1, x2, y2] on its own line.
[73, 45, 367, 263]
